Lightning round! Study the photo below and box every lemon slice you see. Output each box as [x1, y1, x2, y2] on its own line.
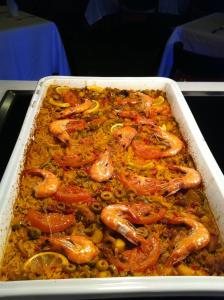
[49, 98, 70, 107]
[24, 251, 69, 274]
[87, 85, 104, 92]
[127, 159, 154, 170]
[110, 123, 123, 133]
[152, 96, 165, 106]
[56, 86, 70, 95]
[161, 123, 167, 131]
[84, 100, 99, 114]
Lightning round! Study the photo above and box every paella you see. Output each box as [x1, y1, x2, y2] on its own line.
[1, 85, 224, 280]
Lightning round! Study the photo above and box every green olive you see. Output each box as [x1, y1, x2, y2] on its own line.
[90, 203, 102, 213]
[100, 191, 113, 201]
[65, 263, 76, 272]
[96, 259, 109, 271]
[114, 188, 126, 199]
[56, 202, 66, 211]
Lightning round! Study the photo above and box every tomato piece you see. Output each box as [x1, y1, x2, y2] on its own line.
[26, 210, 75, 233]
[54, 185, 93, 204]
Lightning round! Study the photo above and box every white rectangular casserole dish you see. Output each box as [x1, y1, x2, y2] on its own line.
[0, 76, 224, 298]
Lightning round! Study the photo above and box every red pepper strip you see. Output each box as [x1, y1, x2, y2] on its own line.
[26, 210, 75, 233]
[54, 185, 93, 204]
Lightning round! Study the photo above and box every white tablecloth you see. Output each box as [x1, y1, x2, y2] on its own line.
[158, 13, 224, 77]
[0, 6, 71, 80]
[85, 0, 191, 25]
[85, 0, 120, 25]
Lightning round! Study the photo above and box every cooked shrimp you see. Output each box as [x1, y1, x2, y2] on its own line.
[119, 171, 164, 196]
[90, 150, 114, 182]
[166, 215, 210, 266]
[135, 92, 153, 117]
[101, 204, 142, 245]
[164, 165, 202, 195]
[112, 126, 137, 149]
[119, 110, 154, 125]
[62, 90, 78, 106]
[107, 236, 160, 273]
[49, 119, 86, 144]
[119, 166, 201, 196]
[57, 99, 92, 118]
[115, 94, 139, 105]
[124, 237, 161, 272]
[48, 235, 99, 264]
[130, 202, 167, 224]
[132, 126, 183, 159]
[116, 92, 153, 117]
[24, 168, 59, 198]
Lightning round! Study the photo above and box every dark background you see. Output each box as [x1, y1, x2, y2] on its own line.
[5, 0, 224, 80]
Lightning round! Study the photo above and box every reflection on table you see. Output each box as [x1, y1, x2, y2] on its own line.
[0, 6, 71, 80]
[158, 13, 224, 77]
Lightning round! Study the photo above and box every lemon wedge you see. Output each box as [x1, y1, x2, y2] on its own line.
[49, 98, 70, 107]
[110, 123, 123, 133]
[152, 96, 165, 106]
[55, 86, 70, 95]
[24, 251, 69, 274]
[87, 86, 104, 92]
[84, 100, 99, 114]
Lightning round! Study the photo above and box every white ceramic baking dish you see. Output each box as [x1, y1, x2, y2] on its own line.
[0, 76, 224, 298]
